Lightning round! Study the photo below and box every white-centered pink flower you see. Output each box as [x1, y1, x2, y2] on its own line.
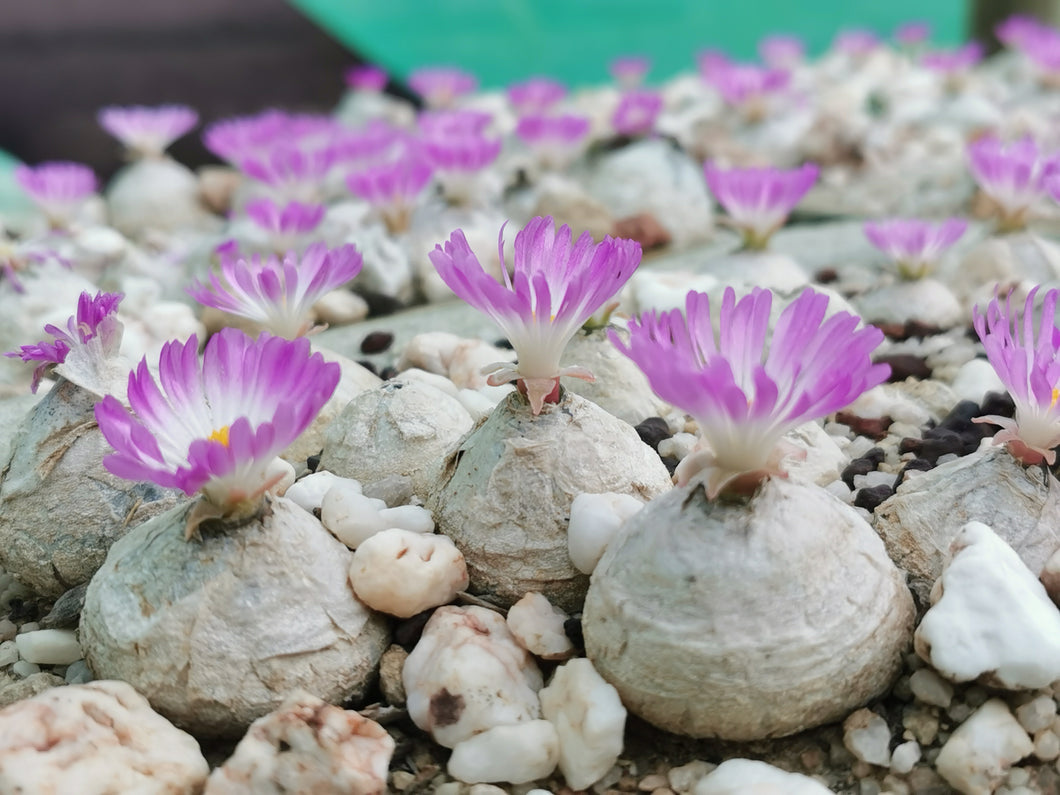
[408, 66, 478, 108]
[967, 136, 1060, 231]
[244, 197, 326, 254]
[514, 114, 591, 170]
[863, 218, 967, 279]
[612, 90, 663, 137]
[98, 105, 199, 157]
[345, 64, 388, 92]
[95, 329, 339, 518]
[974, 286, 1060, 465]
[704, 161, 819, 249]
[609, 55, 650, 89]
[759, 34, 805, 68]
[613, 287, 890, 497]
[14, 162, 97, 228]
[429, 215, 642, 414]
[507, 77, 567, 114]
[346, 150, 434, 233]
[187, 242, 362, 338]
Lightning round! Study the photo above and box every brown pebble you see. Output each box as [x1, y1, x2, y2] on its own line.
[815, 267, 839, 284]
[875, 354, 931, 382]
[871, 320, 944, 341]
[360, 330, 395, 354]
[613, 213, 672, 250]
[835, 411, 892, 441]
[638, 774, 669, 791]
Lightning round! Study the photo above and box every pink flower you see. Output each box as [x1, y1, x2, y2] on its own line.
[703, 162, 818, 249]
[974, 286, 1060, 465]
[421, 134, 501, 173]
[704, 62, 790, 120]
[1006, 20, 1060, 76]
[967, 136, 1060, 231]
[203, 111, 293, 164]
[345, 64, 388, 92]
[238, 144, 337, 202]
[833, 29, 881, 57]
[921, 42, 984, 76]
[863, 218, 967, 279]
[187, 242, 362, 338]
[417, 109, 494, 137]
[244, 198, 326, 253]
[14, 162, 97, 228]
[613, 287, 889, 497]
[95, 329, 340, 515]
[996, 14, 1051, 49]
[6, 291, 123, 392]
[611, 90, 663, 137]
[507, 77, 567, 114]
[408, 67, 478, 108]
[429, 216, 642, 414]
[610, 56, 650, 89]
[346, 151, 434, 233]
[758, 34, 805, 68]
[894, 21, 932, 46]
[329, 122, 407, 169]
[98, 105, 198, 157]
[514, 114, 591, 170]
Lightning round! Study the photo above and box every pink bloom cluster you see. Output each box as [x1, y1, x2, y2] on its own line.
[997, 15, 1060, 76]
[703, 59, 790, 121]
[614, 287, 889, 497]
[244, 198, 327, 253]
[863, 218, 967, 279]
[894, 21, 931, 46]
[98, 105, 199, 157]
[14, 162, 97, 228]
[704, 162, 818, 249]
[967, 136, 1060, 231]
[758, 34, 805, 68]
[921, 42, 984, 77]
[507, 78, 567, 115]
[430, 216, 641, 414]
[612, 90, 663, 138]
[514, 114, 591, 170]
[408, 67, 478, 108]
[346, 150, 434, 233]
[95, 329, 339, 513]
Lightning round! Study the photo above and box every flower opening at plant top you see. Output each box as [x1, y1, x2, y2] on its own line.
[973, 285, 1060, 466]
[14, 162, 98, 228]
[98, 104, 199, 158]
[612, 90, 663, 138]
[187, 242, 362, 339]
[6, 290, 123, 392]
[346, 150, 434, 234]
[506, 77, 567, 115]
[613, 286, 890, 498]
[862, 217, 967, 280]
[609, 55, 651, 89]
[704, 161, 818, 250]
[408, 66, 478, 109]
[758, 34, 806, 68]
[95, 328, 339, 519]
[429, 215, 642, 414]
[244, 197, 327, 254]
[345, 64, 388, 92]
[966, 135, 1060, 232]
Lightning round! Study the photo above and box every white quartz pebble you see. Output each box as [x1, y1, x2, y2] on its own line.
[909, 668, 954, 708]
[15, 629, 81, 666]
[457, 388, 502, 422]
[350, 529, 468, 618]
[320, 484, 388, 548]
[693, 758, 834, 795]
[0, 641, 18, 667]
[935, 699, 1033, 795]
[914, 522, 1060, 689]
[657, 432, 697, 461]
[447, 720, 559, 784]
[396, 368, 461, 398]
[285, 471, 345, 513]
[265, 456, 296, 497]
[539, 658, 626, 791]
[842, 708, 892, 767]
[1015, 695, 1057, 734]
[949, 358, 1006, 405]
[890, 741, 921, 775]
[312, 288, 369, 326]
[1034, 729, 1060, 761]
[506, 593, 574, 661]
[403, 606, 543, 749]
[378, 504, 434, 534]
[567, 492, 645, 575]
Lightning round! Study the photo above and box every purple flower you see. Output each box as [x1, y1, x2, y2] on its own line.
[429, 216, 642, 414]
[345, 64, 388, 92]
[703, 162, 819, 249]
[974, 286, 1060, 465]
[833, 29, 881, 57]
[187, 242, 362, 338]
[921, 42, 984, 76]
[95, 328, 340, 514]
[238, 144, 337, 202]
[203, 111, 292, 164]
[894, 21, 931, 46]
[758, 34, 805, 68]
[421, 134, 502, 173]
[417, 109, 494, 137]
[6, 290, 123, 392]
[996, 14, 1050, 49]
[14, 162, 97, 227]
[611, 90, 663, 137]
[609, 56, 650, 89]
[98, 105, 198, 157]
[346, 151, 434, 233]
[863, 218, 968, 279]
[244, 198, 326, 253]
[514, 114, 591, 170]
[967, 136, 1060, 231]
[1006, 20, 1060, 76]
[704, 62, 790, 120]
[696, 49, 731, 78]
[408, 67, 478, 108]
[507, 77, 567, 114]
[612, 287, 889, 497]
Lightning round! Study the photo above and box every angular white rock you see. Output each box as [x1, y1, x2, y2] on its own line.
[539, 658, 626, 791]
[285, 471, 346, 514]
[693, 759, 834, 795]
[1015, 695, 1056, 734]
[853, 278, 962, 327]
[447, 720, 559, 785]
[890, 741, 921, 775]
[403, 605, 543, 749]
[914, 521, 1060, 689]
[506, 593, 574, 661]
[0, 680, 208, 793]
[14, 629, 81, 666]
[350, 529, 468, 618]
[935, 699, 1033, 795]
[842, 708, 891, 767]
[203, 690, 393, 795]
[568, 492, 646, 575]
[908, 668, 954, 708]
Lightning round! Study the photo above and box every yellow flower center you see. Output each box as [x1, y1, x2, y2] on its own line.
[208, 426, 231, 447]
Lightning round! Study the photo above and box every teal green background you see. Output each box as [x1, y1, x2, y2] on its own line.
[293, 0, 967, 89]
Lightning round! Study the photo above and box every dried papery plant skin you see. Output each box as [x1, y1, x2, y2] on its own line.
[0, 379, 180, 597]
[429, 390, 672, 612]
[81, 497, 389, 738]
[583, 476, 914, 740]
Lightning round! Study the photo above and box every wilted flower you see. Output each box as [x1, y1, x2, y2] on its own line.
[408, 66, 477, 108]
[704, 161, 818, 249]
[14, 162, 97, 228]
[514, 113, 591, 170]
[862, 218, 967, 279]
[98, 105, 199, 157]
[345, 64, 388, 92]
[609, 55, 650, 89]
[95, 328, 340, 520]
[6, 291, 123, 392]
[346, 151, 434, 233]
[244, 197, 326, 253]
[429, 215, 641, 414]
[611, 90, 663, 137]
[974, 286, 1060, 465]
[613, 287, 889, 497]
[507, 77, 567, 114]
[187, 242, 362, 338]
[967, 136, 1060, 232]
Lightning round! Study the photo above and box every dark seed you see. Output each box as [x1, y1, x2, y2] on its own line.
[854, 484, 894, 512]
[835, 411, 892, 441]
[360, 331, 394, 355]
[634, 417, 671, 451]
[896, 457, 934, 485]
[494, 338, 514, 350]
[979, 391, 1015, 420]
[358, 291, 404, 318]
[379, 366, 398, 381]
[306, 453, 321, 472]
[356, 359, 378, 376]
[395, 609, 435, 649]
[660, 455, 679, 476]
[842, 457, 877, 489]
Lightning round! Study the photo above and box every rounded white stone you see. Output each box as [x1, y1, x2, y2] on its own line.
[285, 471, 346, 514]
[350, 529, 468, 618]
[890, 741, 921, 775]
[312, 289, 369, 327]
[693, 759, 834, 795]
[447, 720, 559, 785]
[506, 593, 574, 661]
[567, 492, 646, 575]
[15, 629, 81, 666]
[1015, 695, 1057, 734]
[320, 485, 388, 549]
[377, 504, 435, 535]
[264, 457, 296, 497]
